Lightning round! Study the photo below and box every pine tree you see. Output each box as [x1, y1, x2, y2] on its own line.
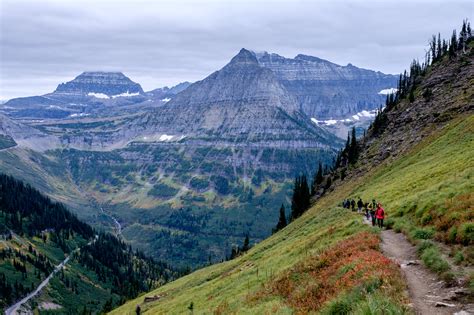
[348, 127, 358, 164]
[311, 162, 324, 195]
[275, 204, 287, 232]
[449, 30, 457, 58]
[301, 175, 310, 211]
[430, 34, 437, 61]
[290, 177, 301, 220]
[437, 33, 442, 60]
[242, 234, 250, 252]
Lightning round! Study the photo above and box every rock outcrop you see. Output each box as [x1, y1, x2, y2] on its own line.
[255, 51, 397, 119]
[54, 72, 144, 96]
[127, 48, 338, 148]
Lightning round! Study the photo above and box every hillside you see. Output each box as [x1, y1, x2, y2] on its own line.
[0, 174, 180, 314]
[111, 29, 473, 314]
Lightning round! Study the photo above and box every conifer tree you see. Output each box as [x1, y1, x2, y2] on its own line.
[242, 234, 250, 252]
[437, 33, 442, 60]
[274, 204, 287, 232]
[449, 30, 457, 58]
[348, 127, 358, 164]
[311, 162, 324, 195]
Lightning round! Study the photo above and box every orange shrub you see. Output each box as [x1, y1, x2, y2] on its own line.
[255, 232, 404, 313]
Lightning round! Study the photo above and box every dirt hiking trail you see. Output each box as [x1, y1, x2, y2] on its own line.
[363, 216, 474, 314]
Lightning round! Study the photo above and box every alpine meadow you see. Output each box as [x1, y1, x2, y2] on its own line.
[0, 1, 472, 314]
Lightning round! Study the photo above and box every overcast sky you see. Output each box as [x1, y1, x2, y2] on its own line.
[0, 0, 472, 100]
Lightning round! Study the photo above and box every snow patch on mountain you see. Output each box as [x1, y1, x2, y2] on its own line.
[111, 92, 141, 98]
[378, 88, 398, 95]
[69, 113, 90, 118]
[312, 109, 379, 126]
[140, 134, 187, 143]
[88, 92, 109, 99]
[161, 98, 171, 103]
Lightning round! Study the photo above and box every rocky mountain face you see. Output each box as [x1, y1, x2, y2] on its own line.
[130, 49, 335, 147]
[2, 73, 169, 119]
[54, 72, 144, 96]
[146, 81, 192, 101]
[255, 51, 397, 120]
[0, 48, 397, 267]
[0, 114, 59, 151]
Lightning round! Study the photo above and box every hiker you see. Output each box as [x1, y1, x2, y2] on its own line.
[342, 199, 347, 208]
[136, 304, 141, 315]
[350, 199, 356, 211]
[368, 200, 376, 226]
[357, 198, 363, 213]
[375, 203, 385, 228]
[364, 202, 370, 219]
[344, 199, 350, 209]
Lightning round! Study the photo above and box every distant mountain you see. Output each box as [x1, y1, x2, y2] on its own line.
[54, 72, 145, 96]
[255, 51, 397, 120]
[2, 72, 149, 119]
[0, 48, 396, 267]
[146, 81, 192, 101]
[134, 48, 336, 147]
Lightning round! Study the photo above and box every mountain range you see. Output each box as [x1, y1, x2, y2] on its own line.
[0, 49, 397, 267]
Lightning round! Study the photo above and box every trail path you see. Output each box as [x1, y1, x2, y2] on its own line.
[4, 236, 97, 315]
[364, 217, 473, 314]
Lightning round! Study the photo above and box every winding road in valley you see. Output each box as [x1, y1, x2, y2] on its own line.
[4, 236, 97, 315]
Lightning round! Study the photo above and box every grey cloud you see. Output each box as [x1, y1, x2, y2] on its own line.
[1, 0, 472, 100]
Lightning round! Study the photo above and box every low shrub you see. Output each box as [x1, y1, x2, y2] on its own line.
[384, 218, 395, 230]
[453, 251, 465, 265]
[256, 232, 406, 313]
[419, 244, 450, 274]
[456, 222, 474, 245]
[411, 227, 435, 240]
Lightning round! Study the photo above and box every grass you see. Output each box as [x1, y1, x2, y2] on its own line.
[110, 194, 408, 314]
[350, 115, 473, 281]
[0, 135, 16, 150]
[352, 116, 473, 247]
[111, 114, 472, 314]
[417, 241, 450, 275]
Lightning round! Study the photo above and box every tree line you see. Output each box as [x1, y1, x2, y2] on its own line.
[272, 19, 472, 233]
[0, 173, 184, 312]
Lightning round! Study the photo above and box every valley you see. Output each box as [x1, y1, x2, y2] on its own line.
[1, 5, 472, 313]
[0, 48, 396, 267]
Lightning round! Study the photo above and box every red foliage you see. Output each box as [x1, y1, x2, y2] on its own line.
[260, 232, 402, 312]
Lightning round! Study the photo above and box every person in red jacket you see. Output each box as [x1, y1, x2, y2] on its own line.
[375, 203, 385, 228]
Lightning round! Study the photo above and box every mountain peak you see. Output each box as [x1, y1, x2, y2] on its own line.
[54, 71, 144, 96]
[228, 48, 259, 66]
[294, 54, 331, 64]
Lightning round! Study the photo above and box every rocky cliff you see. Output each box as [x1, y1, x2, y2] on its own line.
[130, 49, 337, 148]
[255, 51, 397, 120]
[54, 71, 144, 96]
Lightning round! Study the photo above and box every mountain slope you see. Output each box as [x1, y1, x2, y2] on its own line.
[2, 72, 148, 119]
[255, 51, 397, 119]
[130, 48, 335, 147]
[0, 174, 180, 314]
[0, 49, 342, 268]
[54, 72, 145, 96]
[111, 33, 473, 315]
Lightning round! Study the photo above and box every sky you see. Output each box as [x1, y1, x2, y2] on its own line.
[0, 0, 472, 100]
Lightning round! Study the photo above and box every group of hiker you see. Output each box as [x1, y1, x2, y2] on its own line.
[342, 198, 385, 228]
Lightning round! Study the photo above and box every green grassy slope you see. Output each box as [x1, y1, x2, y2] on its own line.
[0, 135, 16, 150]
[353, 115, 473, 243]
[111, 111, 472, 314]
